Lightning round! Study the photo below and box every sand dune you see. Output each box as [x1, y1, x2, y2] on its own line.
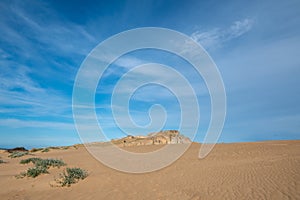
[0, 140, 299, 200]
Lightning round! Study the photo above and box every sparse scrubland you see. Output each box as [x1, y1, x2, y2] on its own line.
[18, 158, 66, 178]
[57, 167, 88, 187]
[41, 148, 50, 152]
[1, 140, 299, 199]
[17, 157, 87, 186]
[8, 151, 29, 158]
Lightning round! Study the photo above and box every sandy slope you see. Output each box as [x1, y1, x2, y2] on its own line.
[0, 140, 299, 200]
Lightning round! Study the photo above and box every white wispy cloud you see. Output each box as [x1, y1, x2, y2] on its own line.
[191, 18, 254, 50]
[0, 1, 96, 57]
[0, 1, 98, 87]
[0, 64, 71, 118]
[109, 64, 208, 98]
[0, 1, 97, 129]
[114, 56, 146, 69]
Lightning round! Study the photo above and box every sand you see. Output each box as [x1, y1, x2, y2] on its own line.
[0, 140, 299, 200]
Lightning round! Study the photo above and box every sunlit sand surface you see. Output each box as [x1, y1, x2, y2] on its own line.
[0, 140, 299, 199]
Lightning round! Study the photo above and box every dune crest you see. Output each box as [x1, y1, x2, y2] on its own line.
[111, 130, 191, 147]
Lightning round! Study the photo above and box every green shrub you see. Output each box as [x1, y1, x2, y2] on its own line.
[39, 158, 66, 168]
[0, 159, 5, 164]
[18, 158, 66, 178]
[20, 157, 42, 164]
[20, 158, 65, 168]
[58, 167, 88, 187]
[25, 166, 49, 178]
[9, 151, 29, 158]
[41, 148, 49, 152]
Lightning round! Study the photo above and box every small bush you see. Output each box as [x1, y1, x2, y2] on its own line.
[0, 159, 5, 164]
[25, 166, 49, 178]
[41, 148, 49, 152]
[20, 158, 65, 168]
[20, 157, 42, 164]
[62, 146, 69, 150]
[49, 146, 60, 150]
[9, 151, 29, 158]
[30, 148, 43, 152]
[39, 159, 66, 168]
[18, 158, 66, 178]
[58, 167, 88, 187]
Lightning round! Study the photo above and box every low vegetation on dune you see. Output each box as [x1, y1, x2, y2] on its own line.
[40, 158, 66, 168]
[30, 146, 70, 153]
[56, 167, 88, 187]
[20, 158, 66, 168]
[30, 148, 44, 153]
[30, 146, 72, 153]
[9, 151, 29, 158]
[20, 166, 49, 178]
[20, 157, 42, 164]
[17, 157, 88, 186]
[18, 158, 66, 178]
[41, 148, 50, 152]
[0, 156, 4, 163]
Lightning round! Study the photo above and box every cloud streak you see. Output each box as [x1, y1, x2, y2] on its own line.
[0, 1, 96, 57]
[0, 1, 98, 130]
[191, 18, 254, 50]
[0, 64, 71, 118]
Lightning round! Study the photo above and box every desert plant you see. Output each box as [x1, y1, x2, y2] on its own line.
[20, 158, 65, 168]
[18, 158, 66, 178]
[0, 159, 5, 164]
[41, 148, 49, 152]
[20, 157, 42, 164]
[24, 166, 49, 178]
[9, 151, 29, 158]
[62, 146, 69, 150]
[30, 148, 43, 152]
[57, 167, 88, 187]
[49, 146, 60, 150]
[40, 158, 65, 168]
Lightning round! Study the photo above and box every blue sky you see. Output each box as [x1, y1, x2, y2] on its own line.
[0, 0, 299, 148]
